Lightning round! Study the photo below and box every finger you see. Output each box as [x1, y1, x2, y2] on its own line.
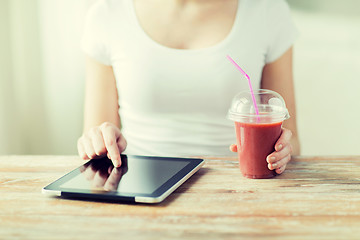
[89, 127, 107, 157]
[83, 135, 97, 159]
[80, 135, 97, 159]
[275, 164, 287, 175]
[229, 144, 237, 152]
[268, 154, 291, 170]
[104, 167, 122, 191]
[275, 128, 292, 152]
[267, 144, 292, 164]
[77, 138, 89, 160]
[117, 133, 127, 153]
[100, 123, 121, 167]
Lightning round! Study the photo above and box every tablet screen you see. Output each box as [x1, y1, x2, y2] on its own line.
[43, 155, 204, 203]
[60, 155, 189, 194]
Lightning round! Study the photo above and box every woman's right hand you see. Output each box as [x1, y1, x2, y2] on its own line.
[77, 122, 127, 167]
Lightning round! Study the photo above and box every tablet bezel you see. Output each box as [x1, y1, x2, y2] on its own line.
[42, 155, 204, 203]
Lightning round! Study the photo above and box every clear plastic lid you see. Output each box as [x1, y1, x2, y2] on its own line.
[227, 89, 290, 123]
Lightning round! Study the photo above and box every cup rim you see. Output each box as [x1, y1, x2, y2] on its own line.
[227, 110, 290, 122]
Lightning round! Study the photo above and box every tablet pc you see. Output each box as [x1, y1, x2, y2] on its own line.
[42, 155, 204, 203]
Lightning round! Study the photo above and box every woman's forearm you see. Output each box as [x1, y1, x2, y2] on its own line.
[83, 56, 120, 132]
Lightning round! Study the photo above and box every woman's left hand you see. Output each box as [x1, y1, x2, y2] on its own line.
[265, 127, 293, 174]
[229, 127, 293, 175]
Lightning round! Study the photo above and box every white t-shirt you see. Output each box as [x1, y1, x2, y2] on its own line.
[81, 0, 298, 157]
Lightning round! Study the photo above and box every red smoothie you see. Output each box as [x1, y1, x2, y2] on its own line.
[235, 121, 282, 179]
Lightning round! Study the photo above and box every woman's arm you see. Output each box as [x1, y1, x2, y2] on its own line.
[83, 56, 120, 131]
[77, 56, 127, 167]
[261, 47, 300, 156]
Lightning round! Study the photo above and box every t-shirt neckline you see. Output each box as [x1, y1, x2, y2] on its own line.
[127, 0, 244, 54]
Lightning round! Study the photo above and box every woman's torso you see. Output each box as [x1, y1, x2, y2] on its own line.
[81, 0, 294, 157]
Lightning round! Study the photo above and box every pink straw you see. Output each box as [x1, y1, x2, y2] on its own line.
[226, 55, 260, 118]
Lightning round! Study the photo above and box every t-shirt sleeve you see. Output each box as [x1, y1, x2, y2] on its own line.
[81, 1, 111, 65]
[265, 0, 299, 63]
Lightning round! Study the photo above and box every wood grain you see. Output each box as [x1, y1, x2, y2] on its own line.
[1, 155, 360, 239]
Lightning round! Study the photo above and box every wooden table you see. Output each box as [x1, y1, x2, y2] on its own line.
[1, 155, 360, 239]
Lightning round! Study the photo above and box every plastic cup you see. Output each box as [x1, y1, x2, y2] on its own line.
[227, 89, 290, 179]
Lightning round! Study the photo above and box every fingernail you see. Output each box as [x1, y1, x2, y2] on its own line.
[272, 163, 278, 168]
[267, 156, 276, 163]
[112, 160, 120, 167]
[277, 144, 283, 151]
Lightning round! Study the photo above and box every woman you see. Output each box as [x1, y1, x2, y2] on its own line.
[77, 0, 300, 174]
